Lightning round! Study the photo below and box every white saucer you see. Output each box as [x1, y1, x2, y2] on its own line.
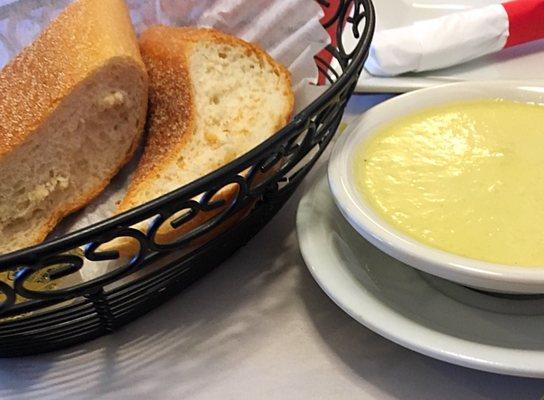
[297, 169, 544, 378]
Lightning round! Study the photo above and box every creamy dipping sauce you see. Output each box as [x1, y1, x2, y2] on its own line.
[355, 99, 544, 266]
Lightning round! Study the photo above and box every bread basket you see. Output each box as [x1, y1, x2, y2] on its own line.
[0, 0, 375, 356]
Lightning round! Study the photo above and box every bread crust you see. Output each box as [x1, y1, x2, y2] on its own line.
[0, 0, 146, 159]
[119, 27, 196, 211]
[0, 0, 148, 253]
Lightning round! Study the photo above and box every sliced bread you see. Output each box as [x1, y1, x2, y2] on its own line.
[0, 0, 148, 254]
[117, 26, 294, 246]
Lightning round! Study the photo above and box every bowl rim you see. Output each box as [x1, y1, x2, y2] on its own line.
[328, 80, 544, 294]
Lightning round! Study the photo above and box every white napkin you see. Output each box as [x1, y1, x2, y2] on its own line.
[366, 4, 509, 77]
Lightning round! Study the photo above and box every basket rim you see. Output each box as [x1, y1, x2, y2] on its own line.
[0, 0, 376, 267]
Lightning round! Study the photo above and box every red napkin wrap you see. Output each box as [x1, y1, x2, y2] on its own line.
[504, 0, 544, 47]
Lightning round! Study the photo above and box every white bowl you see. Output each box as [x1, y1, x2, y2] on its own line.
[328, 81, 544, 294]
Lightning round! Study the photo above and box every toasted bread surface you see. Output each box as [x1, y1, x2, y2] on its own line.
[0, 0, 148, 254]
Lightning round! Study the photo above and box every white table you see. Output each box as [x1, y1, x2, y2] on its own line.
[1, 95, 543, 400]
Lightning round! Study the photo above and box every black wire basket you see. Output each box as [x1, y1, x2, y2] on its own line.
[0, 0, 375, 357]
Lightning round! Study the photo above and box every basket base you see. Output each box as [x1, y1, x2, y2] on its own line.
[0, 191, 292, 357]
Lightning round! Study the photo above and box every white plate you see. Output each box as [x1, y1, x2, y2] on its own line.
[350, 0, 544, 93]
[297, 168, 544, 378]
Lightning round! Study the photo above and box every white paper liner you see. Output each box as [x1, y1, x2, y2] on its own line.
[0, 0, 329, 244]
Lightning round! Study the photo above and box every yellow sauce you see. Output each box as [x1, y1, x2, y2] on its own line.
[355, 99, 544, 266]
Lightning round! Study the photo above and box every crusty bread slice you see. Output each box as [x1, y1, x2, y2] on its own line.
[0, 0, 148, 254]
[117, 26, 293, 247]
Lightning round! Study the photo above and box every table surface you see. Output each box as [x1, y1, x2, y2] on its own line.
[1, 95, 544, 400]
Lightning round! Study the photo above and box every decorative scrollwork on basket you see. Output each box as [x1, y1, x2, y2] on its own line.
[0, 0, 375, 353]
[316, 0, 371, 83]
[0, 280, 16, 313]
[148, 175, 249, 250]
